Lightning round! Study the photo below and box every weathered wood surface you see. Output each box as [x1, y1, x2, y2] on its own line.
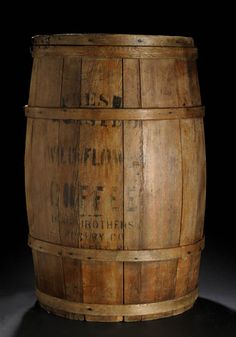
[25, 106, 205, 121]
[29, 236, 204, 261]
[25, 34, 206, 322]
[36, 288, 198, 318]
[32, 46, 198, 60]
[33, 34, 194, 47]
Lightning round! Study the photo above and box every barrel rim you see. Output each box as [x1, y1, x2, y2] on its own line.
[32, 34, 194, 47]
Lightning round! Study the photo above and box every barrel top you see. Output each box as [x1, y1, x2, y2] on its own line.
[32, 34, 194, 47]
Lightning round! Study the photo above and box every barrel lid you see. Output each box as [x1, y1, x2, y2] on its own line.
[32, 34, 194, 47]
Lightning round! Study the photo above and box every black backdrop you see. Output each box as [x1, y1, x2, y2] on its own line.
[1, 12, 235, 262]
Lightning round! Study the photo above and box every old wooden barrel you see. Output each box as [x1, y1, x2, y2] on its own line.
[25, 34, 206, 322]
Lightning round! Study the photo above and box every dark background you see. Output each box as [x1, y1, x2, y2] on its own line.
[1, 8, 235, 336]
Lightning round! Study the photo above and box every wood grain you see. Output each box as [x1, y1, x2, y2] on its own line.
[60, 56, 81, 107]
[25, 106, 205, 121]
[58, 58, 82, 316]
[80, 59, 122, 108]
[123, 59, 141, 108]
[180, 118, 206, 244]
[79, 58, 123, 321]
[56, 120, 81, 248]
[123, 119, 182, 321]
[33, 46, 198, 60]
[123, 59, 143, 320]
[140, 59, 199, 107]
[78, 121, 123, 322]
[25, 118, 61, 243]
[25, 34, 206, 321]
[33, 34, 194, 47]
[28, 56, 63, 107]
[34, 252, 65, 298]
[29, 236, 205, 262]
[36, 288, 198, 317]
[142, 120, 182, 249]
[175, 253, 201, 298]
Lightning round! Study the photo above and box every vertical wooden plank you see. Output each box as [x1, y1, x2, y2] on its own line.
[25, 117, 67, 305]
[139, 58, 187, 318]
[61, 57, 81, 107]
[140, 59, 182, 248]
[175, 257, 191, 297]
[62, 258, 83, 302]
[62, 258, 84, 320]
[79, 122, 123, 321]
[195, 120, 206, 241]
[140, 59, 178, 107]
[123, 59, 182, 321]
[56, 58, 82, 308]
[140, 261, 178, 321]
[187, 253, 201, 292]
[80, 59, 122, 108]
[78, 123, 124, 250]
[175, 253, 201, 297]
[26, 54, 63, 241]
[53, 120, 81, 248]
[124, 261, 178, 321]
[25, 118, 34, 231]
[180, 118, 206, 245]
[123, 120, 143, 249]
[142, 120, 182, 249]
[28, 56, 63, 107]
[32, 250, 40, 289]
[186, 61, 202, 106]
[123, 59, 183, 321]
[123, 59, 143, 249]
[28, 57, 39, 106]
[27, 54, 66, 309]
[82, 261, 123, 302]
[25, 119, 61, 243]
[125, 261, 177, 302]
[123, 59, 143, 320]
[35, 252, 65, 298]
[79, 58, 123, 321]
[123, 59, 141, 108]
[140, 59, 199, 107]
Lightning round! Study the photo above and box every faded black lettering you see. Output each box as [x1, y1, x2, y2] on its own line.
[50, 181, 59, 207]
[84, 148, 91, 164]
[94, 186, 104, 210]
[112, 96, 122, 108]
[99, 94, 109, 105]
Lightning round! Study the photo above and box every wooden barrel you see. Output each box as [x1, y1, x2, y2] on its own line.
[25, 34, 206, 322]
